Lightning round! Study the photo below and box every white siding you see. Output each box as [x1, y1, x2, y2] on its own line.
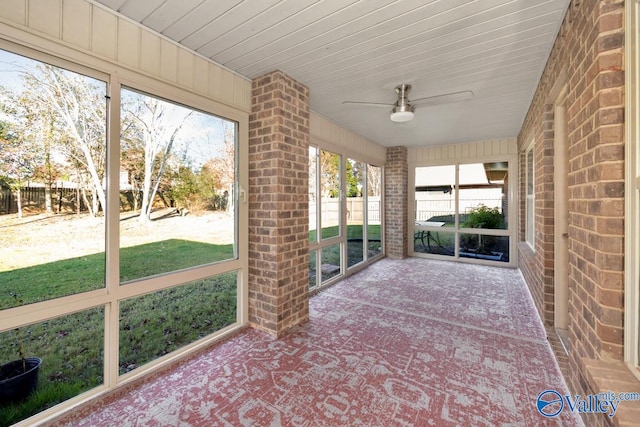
[0, 0, 251, 113]
[310, 112, 386, 165]
[62, 0, 91, 50]
[408, 138, 517, 165]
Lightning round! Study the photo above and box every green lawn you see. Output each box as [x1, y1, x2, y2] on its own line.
[2, 225, 383, 425]
[0, 240, 236, 426]
[0, 239, 234, 310]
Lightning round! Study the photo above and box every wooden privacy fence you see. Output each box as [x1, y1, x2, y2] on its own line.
[0, 185, 87, 215]
[311, 197, 382, 226]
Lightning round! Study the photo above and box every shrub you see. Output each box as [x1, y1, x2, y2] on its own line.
[463, 204, 504, 229]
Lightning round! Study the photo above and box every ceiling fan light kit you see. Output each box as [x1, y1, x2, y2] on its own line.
[390, 107, 415, 122]
[390, 84, 415, 122]
[343, 83, 473, 123]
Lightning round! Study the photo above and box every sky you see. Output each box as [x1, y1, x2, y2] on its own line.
[0, 47, 235, 171]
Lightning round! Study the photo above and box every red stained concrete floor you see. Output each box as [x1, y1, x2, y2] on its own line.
[50, 258, 583, 426]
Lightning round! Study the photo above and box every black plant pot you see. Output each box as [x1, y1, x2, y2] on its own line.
[0, 357, 42, 404]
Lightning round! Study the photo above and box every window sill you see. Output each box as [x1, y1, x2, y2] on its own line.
[582, 358, 640, 426]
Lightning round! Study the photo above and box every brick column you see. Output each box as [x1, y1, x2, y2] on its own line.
[385, 146, 408, 259]
[248, 70, 310, 337]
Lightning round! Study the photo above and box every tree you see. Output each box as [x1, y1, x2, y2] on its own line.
[345, 159, 363, 197]
[198, 124, 235, 211]
[0, 101, 44, 218]
[320, 150, 340, 198]
[17, 64, 107, 216]
[367, 165, 382, 197]
[123, 92, 193, 222]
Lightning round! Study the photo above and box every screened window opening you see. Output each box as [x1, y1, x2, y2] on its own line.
[308, 145, 383, 290]
[0, 44, 245, 425]
[119, 87, 238, 284]
[0, 48, 108, 307]
[413, 162, 511, 263]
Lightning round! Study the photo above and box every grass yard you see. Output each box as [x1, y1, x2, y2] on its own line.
[0, 239, 234, 310]
[0, 266, 237, 426]
[1, 213, 381, 425]
[0, 211, 238, 426]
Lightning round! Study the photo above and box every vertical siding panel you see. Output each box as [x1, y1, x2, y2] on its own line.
[29, 0, 61, 39]
[208, 64, 222, 101]
[469, 141, 477, 159]
[92, 6, 117, 60]
[117, 18, 139, 69]
[413, 148, 422, 163]
[500, 139, 509, 155]
[481, 140, 491, 157]
[492, 139, 501, 155]
[455, 143, 463, 159]
[0, 0, 27, 25]
[432, 147, 441, 161]
[413, 148, 422, 162]
[412, 148, 421, 163]
[309, 113, 385, 164]
[461, 142, 470, 160]
[233, 74, 250, 111]
[62, 0, 90, 50]
[139, 30, 159, 76]
[159, 39, 177, 83]
[220, 70, 234, 106]
[193, 56, 209, 96]
[447, 144, 456, 160]
[177, 48, 194, 89]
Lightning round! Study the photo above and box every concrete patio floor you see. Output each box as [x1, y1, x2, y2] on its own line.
[50, 258, 583, 426]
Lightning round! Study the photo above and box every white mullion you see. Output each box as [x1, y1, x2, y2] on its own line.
[363, 164, 368, 261]
[104, 74, 121, 388]
[339, 153, 346, 275]
[454, 163, 460, 258]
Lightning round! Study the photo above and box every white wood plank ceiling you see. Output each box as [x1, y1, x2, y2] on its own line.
[94, 0, 571, 147]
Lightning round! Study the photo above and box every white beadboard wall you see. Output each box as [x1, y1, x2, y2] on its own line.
[310, 112, 386, 165]
[408, 138, 518, 165]
[0, 0, 251, 113]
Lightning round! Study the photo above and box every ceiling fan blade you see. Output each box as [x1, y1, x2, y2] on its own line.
[342, 101, 393, 108]
[412, 90, 474, 106]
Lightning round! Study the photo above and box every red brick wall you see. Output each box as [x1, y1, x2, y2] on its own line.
[385, 146, 408, 259]
[248, 70, 310, 337]
[517, 1, 625, 424]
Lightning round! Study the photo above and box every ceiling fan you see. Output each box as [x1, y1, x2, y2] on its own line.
[342, 84, 474, 123]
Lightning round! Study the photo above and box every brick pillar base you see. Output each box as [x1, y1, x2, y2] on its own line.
[248, 70, 310, 337]
[385, 146, 408, 259]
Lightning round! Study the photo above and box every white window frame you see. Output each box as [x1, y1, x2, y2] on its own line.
[308, 144, 384, 290]
[525, 143, 535, 250]
[624, 0, 640, 377]
[409, 157, 516, 267]
[0, 37, 249, 423]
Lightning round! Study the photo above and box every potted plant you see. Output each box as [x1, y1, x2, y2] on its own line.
[0, 297, 42, 404]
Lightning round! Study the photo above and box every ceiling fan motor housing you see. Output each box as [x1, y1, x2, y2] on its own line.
[391, 84, 415, 122]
